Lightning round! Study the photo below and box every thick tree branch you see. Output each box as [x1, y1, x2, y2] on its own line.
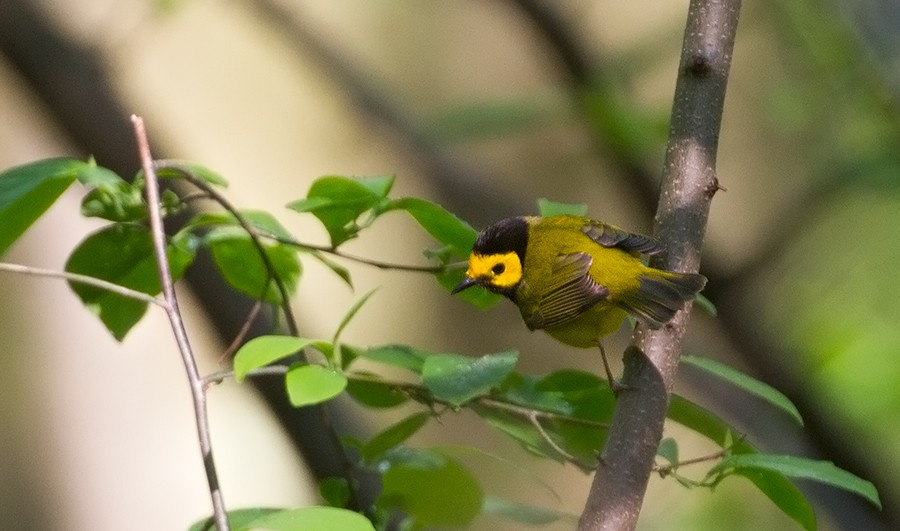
[578, 1, 740, 529]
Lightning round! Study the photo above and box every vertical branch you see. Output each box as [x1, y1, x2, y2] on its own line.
[131, 116, 230, 531]
[578, 1, 740, 530]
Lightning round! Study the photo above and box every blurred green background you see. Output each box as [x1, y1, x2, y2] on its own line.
[1, 0, 897, 529]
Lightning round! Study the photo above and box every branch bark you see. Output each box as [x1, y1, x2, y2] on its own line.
[578, 1, 740, 529]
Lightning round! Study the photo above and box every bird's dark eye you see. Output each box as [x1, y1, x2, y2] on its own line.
[492, 263, 506, 275]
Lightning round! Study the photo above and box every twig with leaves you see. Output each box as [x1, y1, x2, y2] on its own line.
[131, 115, 231, 531]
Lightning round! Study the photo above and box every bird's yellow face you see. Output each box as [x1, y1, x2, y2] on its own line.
[465, 251, 523, 290]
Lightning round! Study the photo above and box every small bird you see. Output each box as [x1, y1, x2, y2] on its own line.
[452, 215, 707, 390]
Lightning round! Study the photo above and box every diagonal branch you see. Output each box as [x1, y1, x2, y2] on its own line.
[578, 1, 740, 529]
[131, 116, 230, 531]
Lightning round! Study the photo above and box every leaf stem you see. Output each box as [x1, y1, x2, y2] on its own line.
[131, 115, 230, 531]
[263, 234, 452, 274]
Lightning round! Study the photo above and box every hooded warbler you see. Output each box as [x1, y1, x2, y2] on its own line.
[452, 215, 706, 387]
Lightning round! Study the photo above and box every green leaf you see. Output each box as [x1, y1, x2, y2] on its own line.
[361, 412, 431, 463]
[243, 506, 375, 531]
[188, 507, 280, 531]
[185, 210, 294, 240]
[74, 158, 124, 186]
[657, 437, 679, 465]
[421, 351, 518, 406]
[482, 497, 576, 526]
[319, 477, 351, 508]
[345, 375, 409, 408]
[682, 355, 804, 426]
[233, 335, 311, 381]
[156, 160, 229, 187]
[385, 197, 477, 257]
[532, 369, 613, 463]
[694, 292, 717, 316]
[286, 175, 394, 247]
[348, 344, 433, 374]
[712, 454, 881, 509]
[333, 289, 378, 366]
[307, 250, 353, 287]
[667, 395, 816, 530]
[285, 364, 347, 407]
[537, 198, 588, 217]
[378, 449, 482, 528]
[498, 372, 573, 415]
[0, 158, 83, 256]
[64, 224, 195, 340]
[667, 394, 745, 449]
[475, 406, 558, 461]
[205, 228, 300, 304]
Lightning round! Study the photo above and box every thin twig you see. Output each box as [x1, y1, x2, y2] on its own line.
[527, 410, 577, 461]
[0, 262, 164, 307]
[217, 299, 264, 365]
[156, 160, 367, 511]
[156, 160, 300, 337]
[475, 396, 609, 430]
[131, 115, 230, 531]
[654, 446, 732, 477]
[268, 235, 450, 274]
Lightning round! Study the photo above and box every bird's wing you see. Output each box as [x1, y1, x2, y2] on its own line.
[527, 252, 610, 330]
[581, 221, 664, 256]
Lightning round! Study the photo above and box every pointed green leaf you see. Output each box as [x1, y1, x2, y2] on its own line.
[421, 351, 518, 406]
[205, 228, 300, 304]
[482, 497, 576, 525]
[348, 344, 433, 374]
[657, 438, 679, 465]
[285, 364, 347, 407]
[712, 454, 881, 509]
[185, 210, 293, 240]
[361, 412, 431, 463]
[333, 289, 378, 348]
[65, 224, 195, 340]
[537, 198, 588, 217]
[378, 450, 482, 528]
[233, 335, 312, 381]
[286, 175, 394, 247]
[0, 158, 83, 256]
[319, 477, 351, 509]
[499, 372, 573, 415]
[385, 197, 477, 257]
[244, 506, 375, 531]
[307, 250, 353, 287]
[345, 375, 409, 408]
[668, 395, 816, 530]
[682, 355, 803, 426]
[156, 160, 229, 187]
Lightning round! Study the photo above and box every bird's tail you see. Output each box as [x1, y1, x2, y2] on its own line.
[619, 269, 707, 328]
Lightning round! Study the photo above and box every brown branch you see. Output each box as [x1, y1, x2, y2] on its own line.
[0, 262, 165, 307]
[578, 1, 740, 529]
[131, 116, 230, 531]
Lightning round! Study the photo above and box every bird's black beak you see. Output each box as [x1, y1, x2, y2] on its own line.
[451, 275, 480, 294]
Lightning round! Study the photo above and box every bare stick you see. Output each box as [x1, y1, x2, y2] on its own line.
[578, 1, 739, 529]
[0, 262, 164, 307]
[131, 115, 230, 531]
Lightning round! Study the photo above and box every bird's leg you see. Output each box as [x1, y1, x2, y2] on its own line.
[599, 342, 628, 396]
